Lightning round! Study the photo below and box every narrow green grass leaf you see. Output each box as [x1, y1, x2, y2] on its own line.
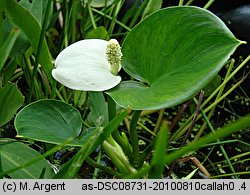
[164, 114, 250, 165]
[126, 115, 248, 179]
[149, 120, 168, 178]
[0, 27, 20, 72]
[182, 168, 198, 179]
[130, 110, 141, 166]
[53, 128, 100, 178]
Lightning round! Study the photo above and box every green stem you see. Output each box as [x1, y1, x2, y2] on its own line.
[195, 59, 235, 140]
[129, 0, 148, 28]
[86, 157, 122, 178]
[108, 0, 122, 35]
[204, 139, 250, 148]
[92, 8, 131, 31]
[87, 0, 97, 29]
[125, 164, 150, 179]
[138, 121, 156, 136]
[103, 137, 136, 175]
[172, 78, 244, 141]
[70, 0, 77, 42]
[172, 54, 250, 141]
[179, 0, 184, 6]
[165, 113, 250, 166]
[130, 110, 142, 167]
[92, 150, 102, 179]
[62, 0, 69, 48]
[106, 96, 135, 174]
[230, 151, 250, 160]
[210, 171, 250, 179]
[193, 97, 238, 178]
[153, 109, 165, 133]
[186, 0, 194, 5]
[107, 96, 133, 160]
[28, 0, 52, 102]
[204, 0, 216, 9]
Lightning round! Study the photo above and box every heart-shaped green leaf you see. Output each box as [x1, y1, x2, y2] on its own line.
[107, 6, 243, 110]
[14, 100, 83, 146]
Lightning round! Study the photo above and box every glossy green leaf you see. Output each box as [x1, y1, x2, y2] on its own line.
[14, 99, 118, 147]
[107, 6, 243, 110]
[3, 0, 54, 83]
[0, 140, 54, 178]
[0, 82, 24, 127]
[15, 100, 84, 146]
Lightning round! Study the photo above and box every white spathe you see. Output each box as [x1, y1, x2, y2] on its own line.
[52, 39, 121, 91]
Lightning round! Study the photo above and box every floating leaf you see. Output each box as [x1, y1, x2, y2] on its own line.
[107, 6, 243, 110]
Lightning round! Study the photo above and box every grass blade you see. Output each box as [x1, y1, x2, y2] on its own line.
[164, 114, 250, 165]
[0, 27, 20, 72]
